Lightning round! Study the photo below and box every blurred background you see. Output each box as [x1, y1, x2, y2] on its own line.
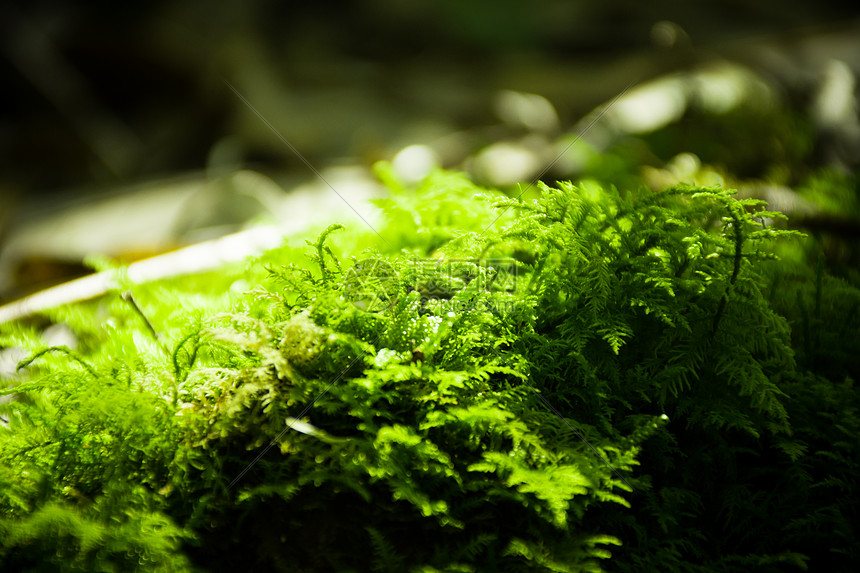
[1, 0, 859, 307]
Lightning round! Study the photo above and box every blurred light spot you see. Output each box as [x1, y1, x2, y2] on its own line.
[693, 66, 749, 114]
[229, 279, 250, 294]
[207, 137, 245, 177]
[814, 60, 857, 128]
[392, 144, 439, 184]
[608, 78, 687, 134]
[471, 142, 540, 186]
[43, 323, 78, 350]
[642, 152, 725, 189]
[700, 171, 725, 187]
[667, 153, 701, 181]
[0, 347, 28, 379]
[551, 136, 595, 175]
[650, 21, 685, 48]
[494, 90, 559, 132]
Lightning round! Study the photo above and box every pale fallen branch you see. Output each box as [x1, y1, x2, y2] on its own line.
[0, 224, 286, 324]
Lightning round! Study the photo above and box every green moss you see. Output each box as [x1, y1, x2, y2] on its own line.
[1, 168, 859, 571]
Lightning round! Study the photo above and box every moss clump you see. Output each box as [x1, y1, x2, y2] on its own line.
[1, 168, 859, 572]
